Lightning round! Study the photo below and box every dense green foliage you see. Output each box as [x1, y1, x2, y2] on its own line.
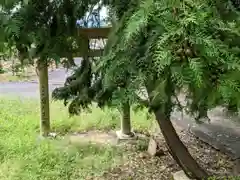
[52, 0, 140, 114]
[54, 0, 240, 120]
[0, 0, 100, 66]
[100, 0, 240, 119]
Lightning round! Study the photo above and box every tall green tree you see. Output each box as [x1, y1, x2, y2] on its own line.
[98, 0, 240, 179]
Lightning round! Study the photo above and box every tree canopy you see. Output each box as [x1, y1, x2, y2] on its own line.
[101, 0, 240, 116]
[52, 0, 138, 114]
[54, 0, 240, 118]
[0, 0, 102, 65]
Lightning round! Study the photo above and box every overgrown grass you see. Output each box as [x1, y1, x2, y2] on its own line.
[0, 96, 152, 180]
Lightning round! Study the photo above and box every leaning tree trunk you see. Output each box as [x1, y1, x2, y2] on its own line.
[145, 76, 208, 179]
[120, 102, 132, 135]
[154, 109, 208, 179]
[37, 60, 50, 136]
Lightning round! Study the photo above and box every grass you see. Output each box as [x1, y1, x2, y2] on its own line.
[0, 73, 36, 82]
[0, 96, 152, 180]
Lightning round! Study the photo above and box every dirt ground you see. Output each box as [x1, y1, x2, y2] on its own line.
[98, 131, 235, 180]
[68, 127, 236, 180]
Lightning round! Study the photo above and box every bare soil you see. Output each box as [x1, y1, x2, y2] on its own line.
[101, 132, 234, 180]
[66, 127, 235, 180]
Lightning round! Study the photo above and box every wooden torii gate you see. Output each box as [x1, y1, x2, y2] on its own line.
[38, 27, 112, 137]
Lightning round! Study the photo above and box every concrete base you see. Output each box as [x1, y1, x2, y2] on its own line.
[37, 132, 57, 140]
[116, 130, 136, 140]
[172, 170, 191, 180]
[48, 132, 57, 138]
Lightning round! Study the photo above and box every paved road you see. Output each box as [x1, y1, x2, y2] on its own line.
[0, 58, 81, 98]
[0, 82, 62, 98]
[0, 69, 68, 98]
[172, 108, 240, 160]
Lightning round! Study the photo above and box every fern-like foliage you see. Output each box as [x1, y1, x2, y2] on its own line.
[0, 0, 98, 67]
[52, 0, 144, 115]
[98, 0, 240, 120]
[52, 56, 117, 115]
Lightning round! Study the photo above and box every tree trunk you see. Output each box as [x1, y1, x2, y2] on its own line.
[0, 59, 3, 73]
[154, 109, 209, 179]
[37, 60, 50, 136]
[121, 102, 132, 135]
